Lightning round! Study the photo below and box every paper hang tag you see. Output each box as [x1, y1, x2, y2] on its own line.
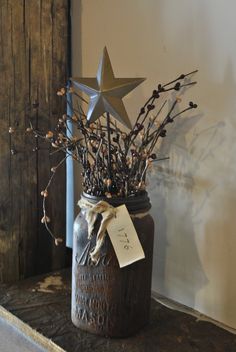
[106, 204, 145, 268]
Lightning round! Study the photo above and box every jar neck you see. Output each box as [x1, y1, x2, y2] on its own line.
[81, 191, 151, 214]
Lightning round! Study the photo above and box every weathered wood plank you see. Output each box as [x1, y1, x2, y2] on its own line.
[0, 0, 69, 282]
[1, 269, 236, 352]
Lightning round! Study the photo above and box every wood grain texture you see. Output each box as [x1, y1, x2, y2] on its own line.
[1, 269, 236, 352]
[0, 0, 69, 282]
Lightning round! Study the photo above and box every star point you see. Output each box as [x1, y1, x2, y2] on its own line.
[72, 47, 145, 129]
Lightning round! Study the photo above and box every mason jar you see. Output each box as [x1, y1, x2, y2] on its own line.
[71, 191, 154, 337]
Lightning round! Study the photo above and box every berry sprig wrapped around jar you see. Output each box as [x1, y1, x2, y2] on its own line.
[26, 47, 198, 336]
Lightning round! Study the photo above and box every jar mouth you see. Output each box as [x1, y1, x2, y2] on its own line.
[81, 191, 151, 214]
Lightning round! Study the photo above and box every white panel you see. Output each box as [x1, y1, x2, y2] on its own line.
[72, 0, 236, 329]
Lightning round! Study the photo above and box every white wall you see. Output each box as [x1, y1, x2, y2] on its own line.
[72, 0, 236, 329]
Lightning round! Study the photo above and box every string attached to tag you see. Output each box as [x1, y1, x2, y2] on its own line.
[78, 198, 116, 263]
[78, 198, 147, 267]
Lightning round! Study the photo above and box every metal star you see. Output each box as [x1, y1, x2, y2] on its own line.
[72, 47, 145, 129]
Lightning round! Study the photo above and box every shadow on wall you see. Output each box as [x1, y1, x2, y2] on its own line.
[150, 58, 236, 311]
[149, 79, 225, 309]
[194, 61, 236, 326]
[149, 0, 236, 325]
[150, 115, 205, 308]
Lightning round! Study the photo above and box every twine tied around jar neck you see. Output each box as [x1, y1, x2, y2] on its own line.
[78, 198, 150, 264]
[78, 198, 117, 264]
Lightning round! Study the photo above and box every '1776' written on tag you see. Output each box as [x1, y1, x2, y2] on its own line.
[106, 205, 145, 268]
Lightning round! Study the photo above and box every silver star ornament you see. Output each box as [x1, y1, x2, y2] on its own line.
[72, 47, 146, 129]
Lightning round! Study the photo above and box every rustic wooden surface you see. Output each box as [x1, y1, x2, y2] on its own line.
[0, 269, 236, 352]
[0, 0, 69, 282]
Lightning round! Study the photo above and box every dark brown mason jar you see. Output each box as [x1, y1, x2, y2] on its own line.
[71, 191, 154, 337]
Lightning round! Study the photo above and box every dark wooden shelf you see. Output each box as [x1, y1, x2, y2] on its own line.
[0, 269, 236, 352]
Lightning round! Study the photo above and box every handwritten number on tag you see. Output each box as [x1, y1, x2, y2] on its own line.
[118, 232, 133, 249]
[107, 204, 145, 267]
